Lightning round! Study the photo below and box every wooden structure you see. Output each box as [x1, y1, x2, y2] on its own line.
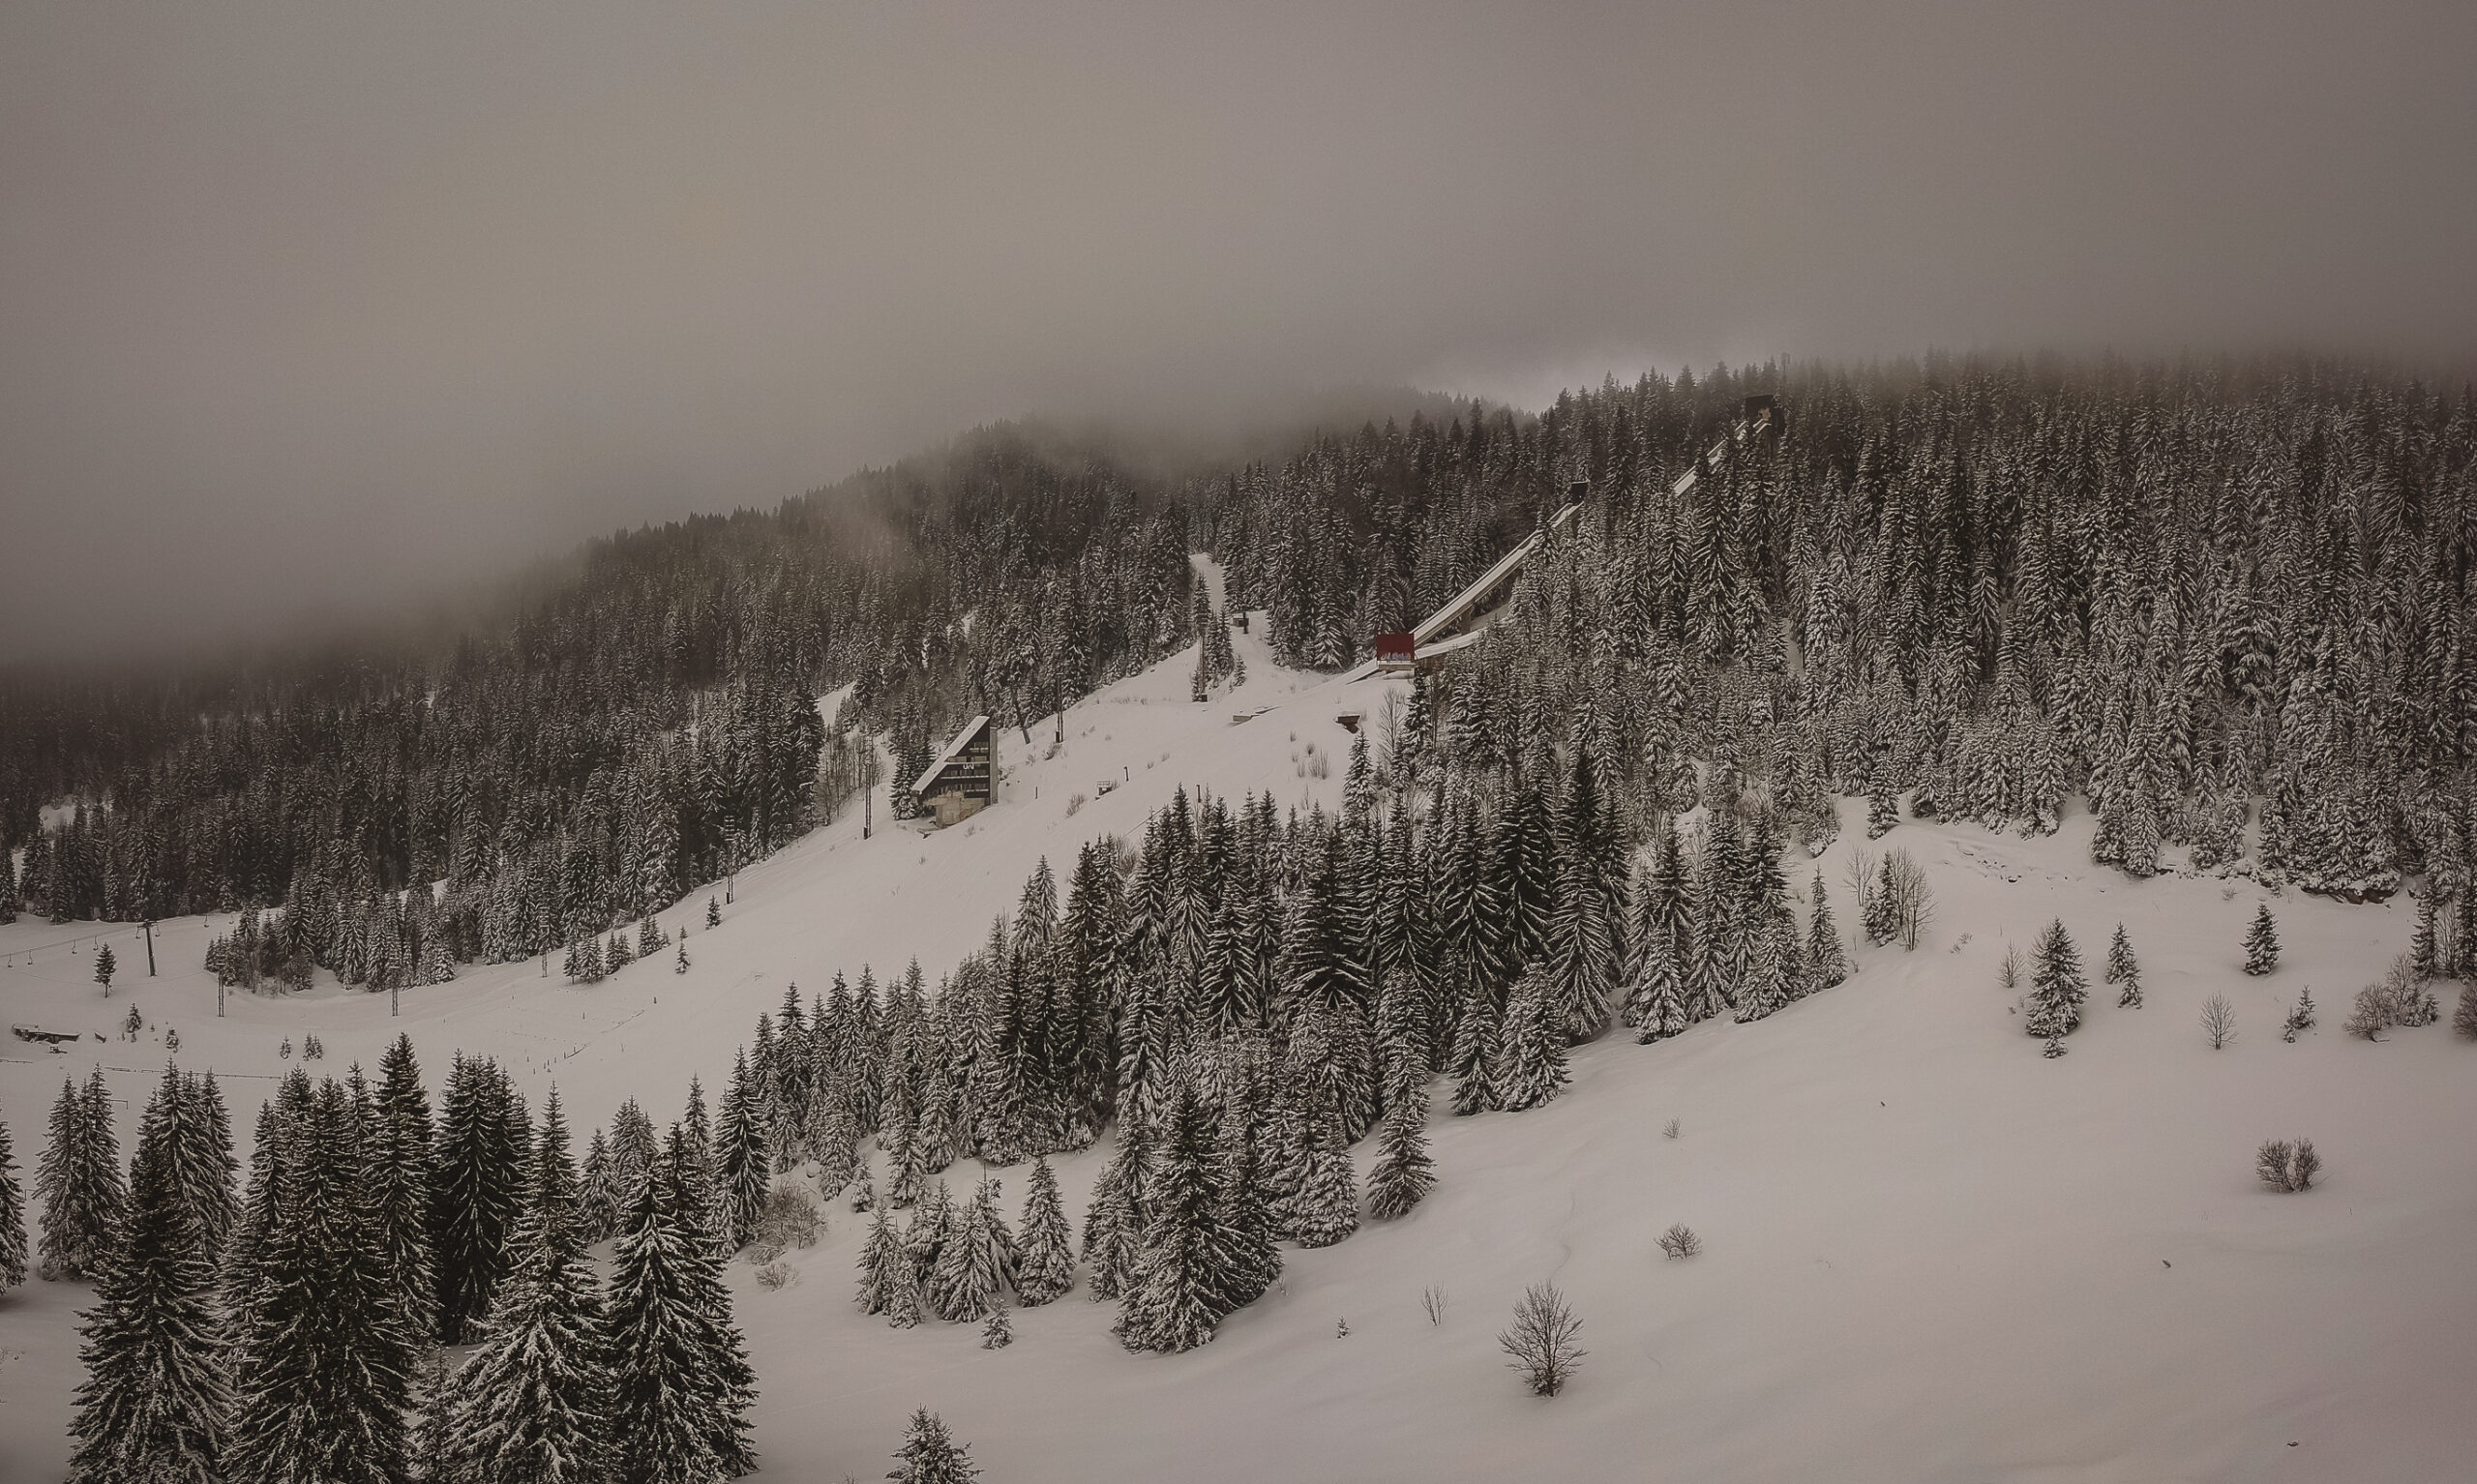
[1373, 632, 1417, 671]
[12, 1024, 83, 1045]
[913, 715, 994, 827]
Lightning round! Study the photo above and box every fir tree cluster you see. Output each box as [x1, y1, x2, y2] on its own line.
[30, 1039, 759, 1484]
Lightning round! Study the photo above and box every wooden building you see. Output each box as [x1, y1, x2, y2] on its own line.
[913, 715, 995, 827]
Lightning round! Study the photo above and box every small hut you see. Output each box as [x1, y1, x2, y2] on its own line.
[913, 715, 995, 827]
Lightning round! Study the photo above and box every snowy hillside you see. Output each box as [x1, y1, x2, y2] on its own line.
[5, 621, 2475, 1483]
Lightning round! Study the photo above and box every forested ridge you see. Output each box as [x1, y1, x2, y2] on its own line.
[5, 354, 2476, 978]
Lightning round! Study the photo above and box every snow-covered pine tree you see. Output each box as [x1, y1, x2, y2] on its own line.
[906, 1177, 952, 1296]
[1544, 745, 1623, 1041]
[889, 1407, 980, 1484]
[1281, 1077, 1359, 1249]
[2025, 919, 2089, 1040]
[2106, 924, 2142, 1007]
[2410, 890, 2438, 980]
[604, 1154, 722, 1484]
[1080, 1124, 1142, 1302]
[1209, 1090, 1279, 1313]
[66, 1080, 230, 1484]
[1492, 965, 1570, 1113]
[36, 1069, 125, 1281]
[432, 1054, 527, 1345]
[714, 1050, 769, 1251]
[1012, 1156, 1075, 1305]
[928, 1177, 1007, 1324]
[1866, 778, 1898, 838]
[856, 1203, 903, 1316]
[1366, 1087, 1435, 1220]
[367, 1035, 436, 1337]
[134, 1062, 237, 1266]
[436, 1088, 613, 1484]
[605, 1146, 757, 1482]
[1115, 1083, 1227, 1352]
[225, 1078, 415, 1484]
[1806, 875, 1850, 990]
[1445, 957, 1501, 1116]
[2244, 904, 2280, 975]
[0, 1116, 25, 1291]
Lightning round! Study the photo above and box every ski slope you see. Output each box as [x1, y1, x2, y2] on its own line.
[5, 609, 2476, 1483]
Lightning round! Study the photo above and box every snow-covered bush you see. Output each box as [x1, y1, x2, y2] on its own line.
[1657, 1224, 1701, 1260]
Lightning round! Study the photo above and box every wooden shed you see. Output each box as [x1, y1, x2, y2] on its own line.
[913, 715, 995, 827]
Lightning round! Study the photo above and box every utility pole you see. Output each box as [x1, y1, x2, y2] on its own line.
[142, 919, 156, 976]
[863, 736, 879, 840]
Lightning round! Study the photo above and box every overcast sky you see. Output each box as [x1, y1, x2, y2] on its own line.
[3, 1, 2470, 660]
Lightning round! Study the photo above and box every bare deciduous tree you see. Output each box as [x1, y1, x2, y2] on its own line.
[2200, 993, 2236, 1050]
[1498, 1282, 1586, 1397]
[1880, 848, 1934, 950]
[1656, 1224, 1701, 1260]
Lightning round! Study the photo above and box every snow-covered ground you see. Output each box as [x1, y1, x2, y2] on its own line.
[4, 616, 2474, 1482]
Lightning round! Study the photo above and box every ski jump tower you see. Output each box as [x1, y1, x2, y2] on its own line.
[1363, 394, 1778, 677]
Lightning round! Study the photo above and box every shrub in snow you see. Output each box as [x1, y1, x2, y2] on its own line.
[1656, 1224, 1702, 1260]
[1499, 1282, 1586, 1397]
[2200, 994, 2236, 1051]
[981, 1303, 1012, 1349]
[2255, 1139, 2320, 1192]
[2385, 954, 2439, 1028]
[2345, 957, 2434, 1040]
[1999, 944, 2025, 992]
[1421, 1287, 1447, 1325]
[1662, 1118, 1681, 1141]
[2282, 987, 2317, 1042]
[2243, 905, 2280, 975]
[755, 1260, 793, 1290]
[756, 1182, 821, 1251]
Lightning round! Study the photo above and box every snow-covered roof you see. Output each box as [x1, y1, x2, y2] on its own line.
[912, 715, 992, 796]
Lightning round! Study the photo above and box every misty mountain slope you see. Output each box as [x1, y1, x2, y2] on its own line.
[4, 625, 2472, 1483]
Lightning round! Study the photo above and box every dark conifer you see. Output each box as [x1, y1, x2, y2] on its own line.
[67, 1089, 229, 1484]
[1491, 965, 1570, 1113]
[2025, 919, 2089, 1040]
[714, 1050, 770, 1251]
[1366, 1088, 1435, 1221]
[436, 1087, 612, 1484]
[0, 1117, 25, 1291]
[1116, 1083, 1228, 1352]
[889, 1408, 980, 1484]
[226, 1079, 414, 1484]
[2106, 924, 2142, 1008]
[1012, 1156, 1075, 1305]
[2244, 904, 2280, 975]
[36, 1069, 125, 1281]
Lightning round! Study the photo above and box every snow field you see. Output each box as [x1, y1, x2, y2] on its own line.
[4, 618, 2475, 1482]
